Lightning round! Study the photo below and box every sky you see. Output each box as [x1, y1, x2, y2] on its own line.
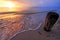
[1, 0, 60, 7]
[13, 0, 60, 7]
[0, 0, 60, 12]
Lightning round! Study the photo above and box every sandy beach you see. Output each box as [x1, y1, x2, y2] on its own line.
[10, 12, 60, 40]
[0, 10, 60, 40]
[11, 16, 60, 40]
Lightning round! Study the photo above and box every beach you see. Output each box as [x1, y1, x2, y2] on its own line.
[0, 9, 60, 40]
[11, 14, 60, 40]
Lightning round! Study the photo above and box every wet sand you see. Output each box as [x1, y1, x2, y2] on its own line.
[11, 18, 60, 40]
[11, 16, 60, 40]
[0, 13, 46, 40]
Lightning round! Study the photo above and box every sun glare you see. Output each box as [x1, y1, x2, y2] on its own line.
[0, 1, 29, 12]
[0, 1, 15, 9]
[0, 1, 19, 12]
[4, 2, 15, 8]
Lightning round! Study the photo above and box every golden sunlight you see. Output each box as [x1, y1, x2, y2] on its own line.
[0, 1, 26, 12]
[0, 0, 26, 19]
[4, 2, 15, 9]
[0, 1, 15, 8]
[0, 14, 24, 19]
[0, 0, 30, 12]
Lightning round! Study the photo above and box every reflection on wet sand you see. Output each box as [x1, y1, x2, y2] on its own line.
[0, 14, 24, 40]
[0, 13, 42, 40]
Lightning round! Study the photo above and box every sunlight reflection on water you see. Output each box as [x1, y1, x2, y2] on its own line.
[0, 13, 44, 40]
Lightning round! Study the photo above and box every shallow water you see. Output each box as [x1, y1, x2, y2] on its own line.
[0, 12, 47, 40]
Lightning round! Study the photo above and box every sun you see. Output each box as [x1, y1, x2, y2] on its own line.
[0, 1, 28, 12]
[5, 2, 15, 9]
[0, 1, 17, 12]
[0, 1, 15, 9]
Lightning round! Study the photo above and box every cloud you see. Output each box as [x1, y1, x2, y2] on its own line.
[0, 0, 60, 7]
[11, 0, 60, 7]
